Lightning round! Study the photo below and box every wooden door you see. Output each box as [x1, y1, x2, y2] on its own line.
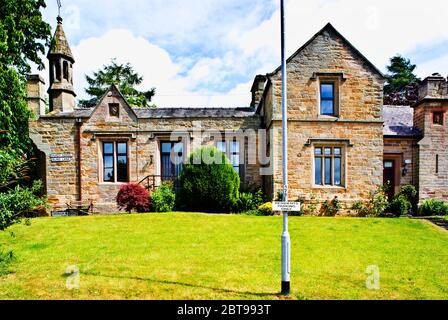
[383, 160, 396, 199]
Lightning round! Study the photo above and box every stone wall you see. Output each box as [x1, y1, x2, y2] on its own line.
[261, 25, 385, 214]
[30, 90, 263, 214]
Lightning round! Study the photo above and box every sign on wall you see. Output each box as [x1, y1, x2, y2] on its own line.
[50, 153, 73, 163]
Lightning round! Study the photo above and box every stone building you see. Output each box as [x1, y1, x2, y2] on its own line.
[27, 18, 448, 214]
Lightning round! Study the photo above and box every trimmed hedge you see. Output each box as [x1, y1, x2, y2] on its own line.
[177, 146, 240, 213]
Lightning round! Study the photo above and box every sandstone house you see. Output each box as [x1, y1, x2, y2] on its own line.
[27, 18, 448, 214]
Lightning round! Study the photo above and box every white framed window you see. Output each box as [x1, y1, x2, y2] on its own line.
[314, 145, 344, 187]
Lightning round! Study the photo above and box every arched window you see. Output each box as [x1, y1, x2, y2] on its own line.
[55, 61, 61, 81]
[63, 61, 69, 80]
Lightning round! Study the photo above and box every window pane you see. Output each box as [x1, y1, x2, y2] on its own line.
[324, 147, 332, 155]
[334, 157, 342, 186]
[231, 154, 239, 167]
[231, 141, 240, 153]
[104, 155, 113, 168]
[321, 100, 334, 115]
[104, 143, 113, 154]
[117, 143, 127, 154]
[325, 157, 332, 185]
[315, 157, 322, 185]
[104, 168, 114, 182]
[216, 141, 226, 153]
[162, 143, 172, 153]
[334, 147, 341, 155]
[321, 84, 334, 99]
[315, 147, 322, 155]
[117, 157, 128, 182]
[173, 142, 183, 154]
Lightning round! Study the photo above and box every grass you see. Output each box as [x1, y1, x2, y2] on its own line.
[0, 213, 447, 300]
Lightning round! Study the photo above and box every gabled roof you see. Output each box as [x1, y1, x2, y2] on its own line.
[48, 16, 74, 62]
[269, 23, 385, 79]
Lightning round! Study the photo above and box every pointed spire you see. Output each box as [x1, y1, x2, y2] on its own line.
[48, 16, 74, 62]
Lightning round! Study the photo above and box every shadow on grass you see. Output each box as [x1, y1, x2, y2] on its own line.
[78, 271, 291, 299]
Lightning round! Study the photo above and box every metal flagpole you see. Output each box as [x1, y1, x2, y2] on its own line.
[280, 0, 291, 296]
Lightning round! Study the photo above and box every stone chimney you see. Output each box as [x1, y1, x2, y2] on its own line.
[250, 75, 267, 108]
[418, 73, 448, 101]
[27, 74, 46, 119]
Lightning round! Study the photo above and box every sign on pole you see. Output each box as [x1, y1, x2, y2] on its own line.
[273, 201, 301, 212]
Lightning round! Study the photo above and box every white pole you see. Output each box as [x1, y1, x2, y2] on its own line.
[280, 0, 291, 296]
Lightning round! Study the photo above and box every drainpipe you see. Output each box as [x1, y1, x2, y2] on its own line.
[75, 118, 83, 202]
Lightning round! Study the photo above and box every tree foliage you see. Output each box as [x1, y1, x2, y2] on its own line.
[384, 55, 421, 105]
[79, 59, 156, 108]
[0, 0, 51, 152]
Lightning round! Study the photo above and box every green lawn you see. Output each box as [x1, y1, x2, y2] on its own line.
[0, 213, 447, 300]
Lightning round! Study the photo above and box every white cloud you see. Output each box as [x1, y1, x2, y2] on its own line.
[35, 0, 448, 108]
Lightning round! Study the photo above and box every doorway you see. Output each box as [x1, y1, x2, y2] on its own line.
[383, 160, 396, 200]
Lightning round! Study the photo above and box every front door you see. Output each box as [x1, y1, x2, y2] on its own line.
[383, 160, 396, 199]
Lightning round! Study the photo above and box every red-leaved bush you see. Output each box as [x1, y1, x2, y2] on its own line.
[116, 184, 150, 213]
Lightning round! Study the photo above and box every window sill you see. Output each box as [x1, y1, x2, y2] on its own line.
[318, 115, 339, 120]
[98, 182, 129, 186]
[312, 185, 346, 190]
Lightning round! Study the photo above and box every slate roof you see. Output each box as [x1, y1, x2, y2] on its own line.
[133, 107, 256, 118]
[48, 16, 74, 61]
[383, 105, 421, 137]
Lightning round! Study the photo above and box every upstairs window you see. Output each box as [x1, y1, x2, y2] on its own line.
[102, 142, 128, 183]
[314, 146, 343, 187]
[433, 112, 444, 126]
[320, 82, 336, 116]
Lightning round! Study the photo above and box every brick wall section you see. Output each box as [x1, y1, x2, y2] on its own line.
[262, 26, 385, 213]
[414, 101, 448, 201]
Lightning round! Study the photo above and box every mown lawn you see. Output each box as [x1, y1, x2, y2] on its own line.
[0, 213, 447, 300]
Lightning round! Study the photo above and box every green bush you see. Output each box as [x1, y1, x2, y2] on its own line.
[351, 184, 389, 217]
[177, 146, 240, 213]
[322, 197, 342, 216]
[388, 195, 411, 217]
[235, 190, 264, 213]
[418, 199, 448, 216]
[151, 183, 176, 213]
[0, 180, 47, 230]
[257, 202, 273, 216]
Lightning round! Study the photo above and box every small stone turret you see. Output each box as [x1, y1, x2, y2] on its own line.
[47, 16, 76, 113]
[250, 75, 267, 108]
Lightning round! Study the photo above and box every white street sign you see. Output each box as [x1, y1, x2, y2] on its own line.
[273, 201, 301, 212]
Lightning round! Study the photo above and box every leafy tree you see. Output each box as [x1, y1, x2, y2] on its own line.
[0, 0, 51, 152]
[79, 59, 156, 108]
[384, 55, 421, 105]
[0, 0, 51, 231]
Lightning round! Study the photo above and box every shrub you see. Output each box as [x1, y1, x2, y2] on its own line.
[322, 197, 341, 216]
[351, 184, 389, 217]
[116, 184, 150, 213]
[388, 195, 411, 217]
[177, 146, 240, 213]
[151, 183, 176, 213]
[0, 180, 47, 231]
[235, 190, 264, 213]
[257, 202, 273, 216]
[418, 199, 448, 216]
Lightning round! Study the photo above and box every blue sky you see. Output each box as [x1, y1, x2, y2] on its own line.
[39, 0, 448, 107]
